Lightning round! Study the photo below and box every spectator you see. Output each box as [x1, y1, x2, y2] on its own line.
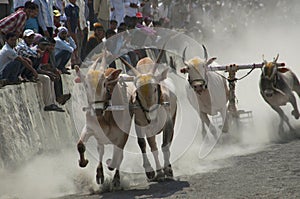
[87, 0, 97, 31]
[0, 1, 38, 48]
[32, 0, 54, 38]
[85, 22, 105, 58]
[110, 0, 125, 26]
[0, 32, 38, 85]
[94, 0, 110, 31]
[40, 37, 71, 105]
[77, 0, 89, 62]
[53, 9, 62, 37]
[54, 26, 76, 74]
[109, 20, 118, 32]
[15, 29, 41, 81]
[124, 0, 144, 29]
[64, 0, 81, 67]
[33, 37, 65, 112]
[24, 3, 40, 33]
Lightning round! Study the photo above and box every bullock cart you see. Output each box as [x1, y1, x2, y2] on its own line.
[208, 62, 285, 129]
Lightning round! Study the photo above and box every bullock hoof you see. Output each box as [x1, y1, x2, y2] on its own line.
[164, 165, 173, 178]
[155, 169, 165, 182]
[146, 170, 155, 180]
[112, 178, 120, 188]
[77, 142, 86, 153]
[292, 110, 300, 119]
[78, 159, 89, 168]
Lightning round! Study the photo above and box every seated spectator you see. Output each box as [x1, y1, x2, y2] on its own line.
[15, 29, 41, 81]
[0, 32, 38, 86]
[32, 37, 66, 112]
[40, 37, 71, 105]
[85, 23, 105, 59]
[54, 27, 76, 74]
[24, 3, 39, 33]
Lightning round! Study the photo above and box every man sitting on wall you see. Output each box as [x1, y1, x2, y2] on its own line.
[54, 27, 76, 75]
[0, 32, 38, 87]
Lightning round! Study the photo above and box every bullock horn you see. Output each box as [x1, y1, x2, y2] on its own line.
[99, 49, 107, 72]
[119, 56, 141, 76]
[91, 56, 102, 70]
[273, 54, 279, 63]
[202, 44, 208, 61]
[270, 64, 277, 79]
[182, 47, 189, 67]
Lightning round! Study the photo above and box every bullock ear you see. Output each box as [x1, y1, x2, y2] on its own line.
[206, 57, 217, 66]
[156, 68, 169, 82]
[107, 69, 122, 80]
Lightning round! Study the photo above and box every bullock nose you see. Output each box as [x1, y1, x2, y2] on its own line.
[264, 90, 273, 97]
[193, 84, 204, 92]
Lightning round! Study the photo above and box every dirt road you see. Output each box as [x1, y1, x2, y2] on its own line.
[56, 138, 300, 199]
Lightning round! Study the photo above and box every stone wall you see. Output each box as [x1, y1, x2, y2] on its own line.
[0, 75, 78, 169]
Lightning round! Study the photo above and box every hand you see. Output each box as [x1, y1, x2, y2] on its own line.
[74, 65, 80, 73]
[111, 7, 115, 11]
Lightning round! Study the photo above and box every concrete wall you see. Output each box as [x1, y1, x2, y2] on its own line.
[0, 75, 78, 169]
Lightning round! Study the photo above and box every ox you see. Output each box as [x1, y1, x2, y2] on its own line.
[180, 45, 229, 139]
[259, 54, 300, 133]
[121, 53, 177, 181]
[75, 54, 132, 187]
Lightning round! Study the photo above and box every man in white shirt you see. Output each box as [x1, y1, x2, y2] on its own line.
[124, 0, 144, 29]
[0, 32, 38, 84]
[110, 0, 125, 26]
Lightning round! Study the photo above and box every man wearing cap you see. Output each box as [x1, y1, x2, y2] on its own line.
[54, 26, 76, 74]
[53, 9, 62, 37]
[85, 22, 105, 58]
[0, 32, 38, 86]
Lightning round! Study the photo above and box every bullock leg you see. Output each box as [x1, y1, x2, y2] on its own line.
[96, 144, 104, 184]
[77, 140, 89, 167]
[200, 112, 218, 139]
[112, 170, 121, 188]
[147, 136, 164, 181]
[289, 94, 300, 120]
[221, 109, 229, 133]
[270, 105, 294, 134]
[137, 137, 155, 180]
[162, 116, 175, 179]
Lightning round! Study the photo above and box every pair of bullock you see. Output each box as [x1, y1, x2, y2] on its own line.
[75, 46, 300, 186]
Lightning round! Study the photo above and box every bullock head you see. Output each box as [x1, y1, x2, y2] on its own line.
[260, 54, 281, 97]
[180, 45, 217, 94]
[75, 51, 122, 110]
[120, 51, 169, 120]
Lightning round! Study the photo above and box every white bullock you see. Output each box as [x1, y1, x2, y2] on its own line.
[180, 45, 229, 139]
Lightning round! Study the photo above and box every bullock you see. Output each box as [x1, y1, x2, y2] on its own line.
[120, 52, 177, 181]
[259, 54, 300, 133]
[180, 45, 229, 139]
[75, 53, 132, 187]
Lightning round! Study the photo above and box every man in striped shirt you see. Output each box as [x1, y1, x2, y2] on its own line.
[0, 1, 38, 48]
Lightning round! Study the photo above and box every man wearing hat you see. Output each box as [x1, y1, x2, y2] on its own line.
[85, 22, 105, 59]
[54, 26, 76, 74]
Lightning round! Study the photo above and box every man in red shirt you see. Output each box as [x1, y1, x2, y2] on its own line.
[0, 1, 38, 48]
